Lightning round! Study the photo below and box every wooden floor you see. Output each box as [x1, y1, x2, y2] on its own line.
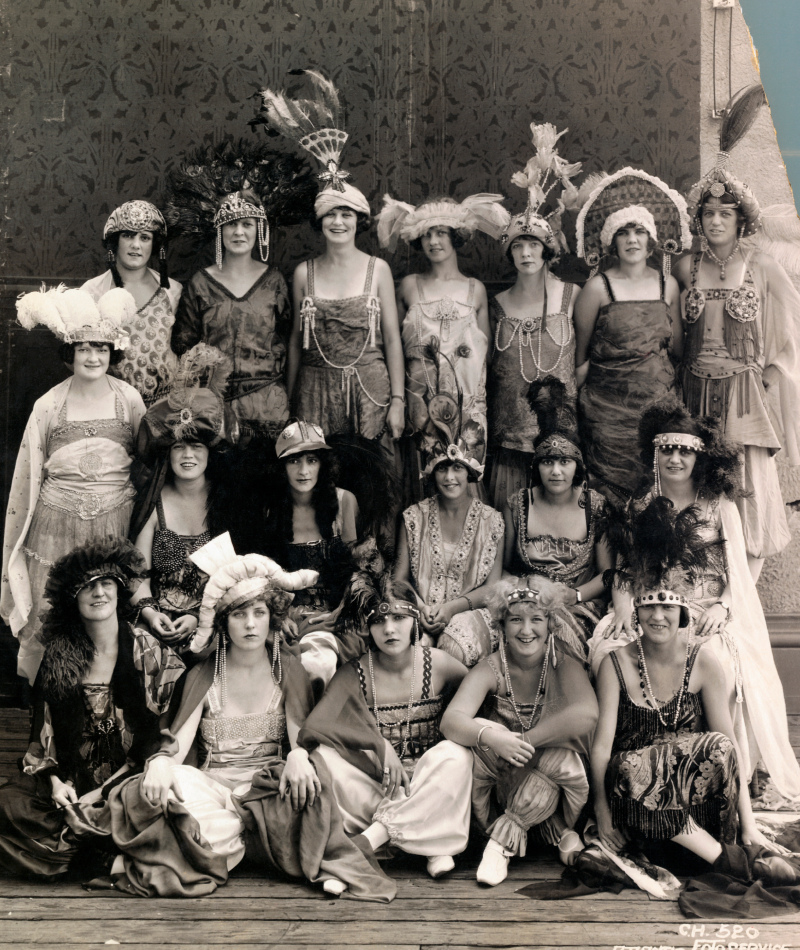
[1, 710, 800, 949]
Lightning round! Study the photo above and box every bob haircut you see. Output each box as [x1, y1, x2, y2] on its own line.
[505, 234, 556, 266]
[59, 340, 125, 367]
[529, 453, 585, 489]
[426, 457, 480, 487]
[485, 577, 565, 637]
[311, 208, 372, 234]
[610, 223, 657, 257]
[103, 228, 166, 259]
[215, 587, 295, 639]
[410, 225, 468, 252]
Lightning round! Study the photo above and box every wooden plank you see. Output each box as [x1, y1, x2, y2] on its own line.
[2, 920, 798, 946]
[0, 896, 691, 922]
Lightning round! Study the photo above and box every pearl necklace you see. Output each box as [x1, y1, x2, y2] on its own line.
[635, 632, 691, 729]
[701, 237, 740, 281]
[493, 286, 572, 385]
[498, 635, 548, 733]
[367, 645, 418, 759]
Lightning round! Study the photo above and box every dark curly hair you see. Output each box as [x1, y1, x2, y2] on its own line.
[311, 208, 372, 234]
[164, 443, 229, 537]
[505, 234, 556, 265]
[608, 224, 658, 258]
[529, 454, 586, 489]
[59, 340, 125, 367]
[264, 449, 341, 544]
[214, 587, 294, 640]
[103, 228, 169, 289]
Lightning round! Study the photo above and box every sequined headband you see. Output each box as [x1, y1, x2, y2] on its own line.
[533, 434, 582, 462]
[633, 589, 689, 609]
[366, 601, 421, 623]
[507, 588, 541, 605]
[653, 432, 704, 452]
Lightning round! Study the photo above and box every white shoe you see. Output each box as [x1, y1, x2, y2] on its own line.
[323, 878, 347, 896]
[476, 839, 514, 886]
[558, 830, 584, 867]
[427, 855, 455, 879]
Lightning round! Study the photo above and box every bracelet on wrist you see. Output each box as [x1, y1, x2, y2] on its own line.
[390, 394, 406, 405]
[464, 595, 474, 611]
[573, 588, 582, 605]
[476, 725, 494, 751]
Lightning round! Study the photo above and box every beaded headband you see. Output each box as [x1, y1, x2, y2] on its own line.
[653, 432, 704, 452]
[422, 441, 485, 480]
[533, 434, 582, 462]
[104, 200, 166, 238]
[213, 193, 270, 268]
[507, 588, 542, 605]
[633, 589, 689, 610]
[501, 212, 557, 253]
[366, 601, 421, 623]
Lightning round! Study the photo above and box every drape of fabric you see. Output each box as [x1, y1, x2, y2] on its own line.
[606, 648, 739, 842]
[172, 268, 290, 440]
[579, 276, 679, 500]
[403, 497, 503, 667]
[682, 249, 800, 556]
[507, 487, 607, 648]
[1, 377, 145, 682]
[82, 270, 182, 406]
[0, 625, 182, 878]
[487, 279, 577, 509]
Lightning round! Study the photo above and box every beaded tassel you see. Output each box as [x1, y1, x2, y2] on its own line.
[271, 630, 282, 685]
[215, 229, 224, 269]
[300, 297, 316, 349]
[662, 251, 671, 279]
[366, 296, 380, 348]
[653, 448, 662, 497]
[213, 633, 228, 708]
[258, 219, 271, 263]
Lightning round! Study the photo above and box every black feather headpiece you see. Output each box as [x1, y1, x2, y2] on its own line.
[527, 376, 582, 462]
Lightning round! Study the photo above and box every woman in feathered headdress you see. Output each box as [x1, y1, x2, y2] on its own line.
[376, 189, 506, 495]
[127, 344, 238, 653]
[82, 200, 182, 406]
[591, 498, 777, 872]
[502, 377, 612, 652]
[252, 71, 406, 464]
[299, 569, 473, 882]
[0, 537, 184, 879]
[2, 287, 146, 683]
[589, 396, 800, 801]
[488, 122, 585, 509]
[393, 375, 505, 669]
[441, 577, 598, 886]
[674, 85, 800, 572]
[574, 167, 690, 502]
[104, 532, 395, 901]
[167, 139, 317, 445]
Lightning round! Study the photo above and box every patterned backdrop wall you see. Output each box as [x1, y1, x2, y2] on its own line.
[2, 0, 701, 284]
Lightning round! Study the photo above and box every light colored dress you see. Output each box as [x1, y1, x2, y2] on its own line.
[403, 497, 503, 667]
[318, 648, 473, 857]
[488, 277, 578, 508]
[403, 277, 489, 463]
[1, 377, 145, 682]
[82, 269, 182, 406]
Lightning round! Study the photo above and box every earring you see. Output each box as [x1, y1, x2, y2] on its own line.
[653, 449, 662, 496]
[215, 228, 224, 269]
[548, 630, 558, 668]
[106, 248, 115, 264]
[213, 632, 228, 707]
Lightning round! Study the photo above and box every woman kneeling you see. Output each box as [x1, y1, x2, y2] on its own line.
[441, 579, 598, 886]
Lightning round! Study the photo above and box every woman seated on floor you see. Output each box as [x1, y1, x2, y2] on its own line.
[299, 572, 473, 880]
[591, 498, 776, 867]
[103, 534, 394, 901]
[441, 577, 598, 887]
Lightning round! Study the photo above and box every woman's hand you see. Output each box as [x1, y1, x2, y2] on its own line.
[169, 614, 198, 643]
[386, 400, 405, 440]
[596, 802, 627, 853]
[281, 617, 300, 645]
[606, 588, 635, 640]
[741, 823, 789, 854]
[143, 608, 179, 641]
[141, 755, 184, 816]
[420, 604, 445, 636]
[695, 602, 728, 638]
[485, 726, 535, 768]
[50, 776, 78, 808]
[280, 749, 322, 811]
[381, 740, 411, 799]
[426, 602, 457, 630]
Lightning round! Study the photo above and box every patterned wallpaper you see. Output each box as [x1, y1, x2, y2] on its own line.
[2, 0, 701, 284]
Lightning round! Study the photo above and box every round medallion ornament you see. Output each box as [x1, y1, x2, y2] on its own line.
[708, 182, 727, 198]
[79, 453, 103, 477]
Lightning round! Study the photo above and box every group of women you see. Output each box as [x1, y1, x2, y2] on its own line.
[1, 75, 800, 906]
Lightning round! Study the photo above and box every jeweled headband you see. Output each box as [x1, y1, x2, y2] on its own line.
[653, 432, 705, 452]
[366, 601, 421, 623]
[507, 588, 542, 606]
[533, 434, 582, 462]
[633, 588, 689, 610]
[213, 193, 268, 228]
[71, 566, 128, 597]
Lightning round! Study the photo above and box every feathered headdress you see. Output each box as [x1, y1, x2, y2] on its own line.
[340, 564, 419, 634]
[686, 85, 766, 237]
[499, 122, 583, 256]
[252, 70, 370, 217]
[637, 395, 743, 500]
[527, 376, 582, 463]
[16, 285, 134, 351]
[376, 194, 507, 253]
[576, 167, 692, 275]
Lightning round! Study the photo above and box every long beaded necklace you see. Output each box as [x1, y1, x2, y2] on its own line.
[498, 635, 549, 733]
[635, 631, 691, 729]
[493, 285, 573, 384]
[701, 236, 740, 281]
[367, 644, 418, 759]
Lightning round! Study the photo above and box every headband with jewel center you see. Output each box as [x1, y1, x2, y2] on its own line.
[367, 601, 421, 623]
[507, 587, 542, 605]
[633, 589, 689, 609]
[653, 432, 705, 452]
[533, 434, 583, 462]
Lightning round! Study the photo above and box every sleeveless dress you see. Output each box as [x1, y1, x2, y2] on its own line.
[471, 656, 590, 855]
[507, 487, 607, 649]
[317, 647, 473, 856]
[403, 276, 489, 463]
[149, 495, 211, 622]
[172, 268, 291, 440]
[607, 645, 739, 842]
[403, 497, 503, 667]
[682, 250, 790, 557]
[295, 257, 390, 439]
[488, 278, 578, 507]
[579, 273, 678, 500]
[82, 270, 182, 407]
[14, 393, 138, 680]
